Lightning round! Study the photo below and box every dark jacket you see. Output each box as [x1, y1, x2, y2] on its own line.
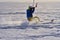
[26, 7, 35, 18]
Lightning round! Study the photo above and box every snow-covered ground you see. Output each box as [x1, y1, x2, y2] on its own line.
[0, 2, 60, 40]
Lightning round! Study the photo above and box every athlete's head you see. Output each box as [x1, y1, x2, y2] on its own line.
[28, 6, 33, 9]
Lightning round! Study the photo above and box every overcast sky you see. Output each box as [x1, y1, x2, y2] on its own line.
[0, 0, 60, 2]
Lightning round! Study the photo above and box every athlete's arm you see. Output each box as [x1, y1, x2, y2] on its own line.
[31, 3, 37, 13]
[31, 7, 35, 13]
[35, 3, 38, 7]
[32, 3, 37, 12]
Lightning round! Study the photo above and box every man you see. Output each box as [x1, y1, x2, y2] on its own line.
[26, 3, 39, 21]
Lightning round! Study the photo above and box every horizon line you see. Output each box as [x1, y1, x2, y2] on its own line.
[0, 1, 60, 3]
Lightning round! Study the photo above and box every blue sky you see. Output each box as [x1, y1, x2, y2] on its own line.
[0, 0, 60, 2]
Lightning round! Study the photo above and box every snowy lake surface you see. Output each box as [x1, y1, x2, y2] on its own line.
[0, 2, 60, 40]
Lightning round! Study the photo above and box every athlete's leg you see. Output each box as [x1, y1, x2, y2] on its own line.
[33, 16, 40, 21]
[27, 17, 33, 21]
